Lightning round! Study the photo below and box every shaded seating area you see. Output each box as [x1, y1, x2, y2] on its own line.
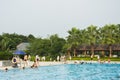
[75, 44, 120, 57]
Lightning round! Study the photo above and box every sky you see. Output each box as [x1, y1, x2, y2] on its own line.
[0, 0, 120, 38]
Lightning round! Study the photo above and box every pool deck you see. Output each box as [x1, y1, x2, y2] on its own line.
[0, 60, 120, 71]
[0, 61, 71, 70]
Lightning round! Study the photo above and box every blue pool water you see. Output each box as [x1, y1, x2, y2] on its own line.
[0, 63, 120, 80]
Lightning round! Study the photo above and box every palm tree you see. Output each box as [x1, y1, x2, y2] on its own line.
[115, 24, 120, 44]
[67, 27, 80, 57]
[100, 24, 116, 57]
[63, 43, 72, 58]
[86, 25, 98, 56]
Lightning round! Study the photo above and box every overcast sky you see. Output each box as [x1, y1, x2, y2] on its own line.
[0, 0, 120, 38]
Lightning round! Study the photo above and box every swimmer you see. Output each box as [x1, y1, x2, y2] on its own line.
[5, 68, 8, 72]
[31, 60, 38, 68]
[22, 67, 25, 69]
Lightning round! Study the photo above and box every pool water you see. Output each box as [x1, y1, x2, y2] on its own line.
[0, 63, 120, 80]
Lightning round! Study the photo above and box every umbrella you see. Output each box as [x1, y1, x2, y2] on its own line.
[14, 50, 26, 55]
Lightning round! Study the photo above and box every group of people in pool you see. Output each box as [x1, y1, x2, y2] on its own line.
[96, 55, 111, 64]
[4, 55, 111, 72]
[74, 55, 111, 64]
[5, 55, 66, 72]
[11, 55, 40, 69]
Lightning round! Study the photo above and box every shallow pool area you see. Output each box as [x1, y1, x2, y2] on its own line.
[0, 63, 120, 80]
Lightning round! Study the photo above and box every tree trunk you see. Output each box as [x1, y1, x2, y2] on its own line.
[67, 50, 70, 58]
[102, 50, 105, 57]
[84, 50, 86, 56]
[91, 46, 94, 57]
[109, 46, 112, 58]
[73, 49, 76, 57]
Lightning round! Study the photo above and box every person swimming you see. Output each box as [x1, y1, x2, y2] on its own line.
[31, 60, 38, 68]
[5, 68, 8, 72]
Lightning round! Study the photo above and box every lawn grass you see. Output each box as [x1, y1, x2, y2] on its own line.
[71, 57, 120, 61]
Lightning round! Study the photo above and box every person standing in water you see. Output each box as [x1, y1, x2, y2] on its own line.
[35, 55, 40, 66]
[28, 55, 31, 66]
[24, 55, 28, 67]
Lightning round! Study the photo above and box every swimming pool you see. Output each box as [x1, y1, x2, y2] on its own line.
[0, 63, 120, 80]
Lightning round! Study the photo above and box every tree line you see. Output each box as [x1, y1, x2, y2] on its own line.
[0, 24, 120, 60]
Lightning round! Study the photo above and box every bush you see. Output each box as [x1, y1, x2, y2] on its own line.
[72, 57, 91, 61]
[71, 56, 120, 61]
[30, 56, 35, 61]
[45, 56, 52, 61]
[0, 51, 13, 60]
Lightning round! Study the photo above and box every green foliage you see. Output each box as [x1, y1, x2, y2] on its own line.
[30, 56, 35, 61]
[45, 56, 52, 61]
[28, 38, 51, 56]
[0, 24, 120, 60]
[49, 34, 66, 57]
[72, 57, 120, 61]
[0, 33, 29, 51]
[0, 51, 13, 60]
[110, 57, 120, 61]
[72, 57, 91, 61]
[66, 24, 120, 57]
[28, 34, 66, 59]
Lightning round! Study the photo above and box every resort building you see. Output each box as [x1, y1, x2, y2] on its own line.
[17, 42, 30, 50]
[68, 44, 120, 57]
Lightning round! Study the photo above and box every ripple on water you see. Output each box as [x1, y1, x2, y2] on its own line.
[0, 63, 120, 80]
